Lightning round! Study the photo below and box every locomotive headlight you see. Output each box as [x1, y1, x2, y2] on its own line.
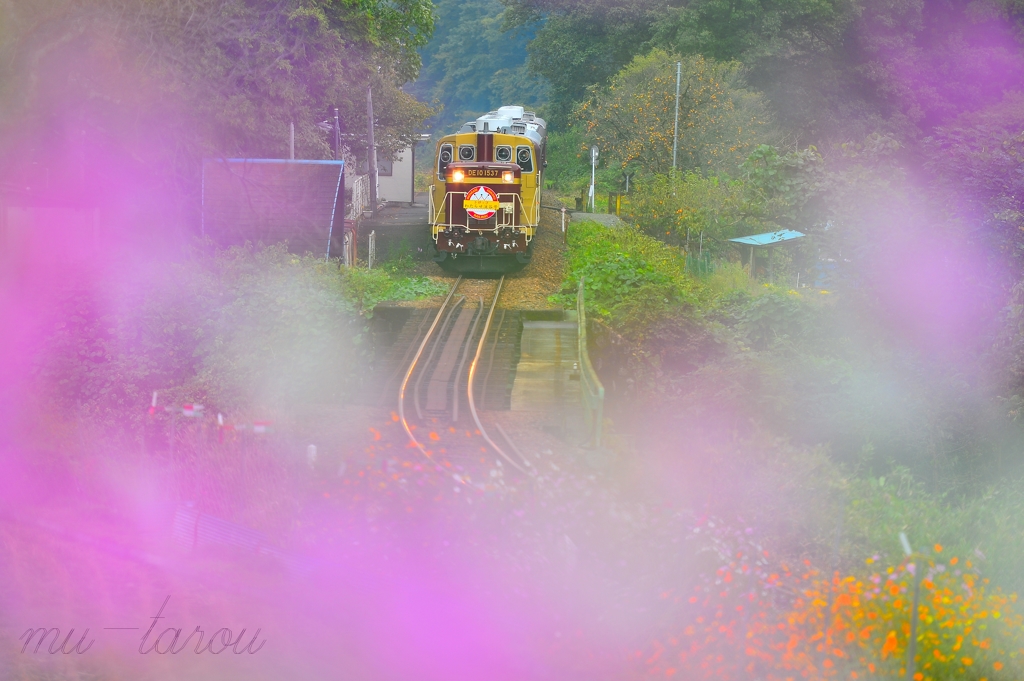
[452, 170, 465, 183]
[502, 171, 514, 183]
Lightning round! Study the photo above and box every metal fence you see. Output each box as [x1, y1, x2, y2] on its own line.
[577, 278, 605, 448]
[685, 252, 718, 277]
[348, 173, 371, 219]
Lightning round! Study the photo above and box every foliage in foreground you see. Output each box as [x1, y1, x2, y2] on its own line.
[25, 244, 439, 450]
[641, 518, 1024, 680]
[561, 217, 1024, 594]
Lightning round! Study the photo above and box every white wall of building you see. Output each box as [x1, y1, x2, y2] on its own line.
[376, 146, 415, 204]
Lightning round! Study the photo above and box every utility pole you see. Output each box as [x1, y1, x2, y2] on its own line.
[367, 87, 378, 216]
[672, 60, 681, 177]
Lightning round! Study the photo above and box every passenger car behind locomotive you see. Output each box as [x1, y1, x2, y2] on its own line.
[429, 106, 546, 275]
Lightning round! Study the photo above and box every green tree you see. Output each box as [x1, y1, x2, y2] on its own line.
[572, 50, 774, 175]
[412, 0, 547, 133]
[625, 172, 745, 251]
[649, 0, 1024, 141]
[924, 94, 1024, 267]
[739, 144, 826, 231]
[502, 0, 664, 128]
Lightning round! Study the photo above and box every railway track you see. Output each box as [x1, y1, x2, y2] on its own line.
[397, 276, 534, 476]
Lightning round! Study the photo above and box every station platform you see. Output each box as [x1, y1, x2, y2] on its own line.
[510, 311, 584, 438]
[568, 212, 626, 227]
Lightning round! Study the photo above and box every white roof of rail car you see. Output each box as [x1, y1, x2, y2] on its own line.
[457, 106, 547, 147]
[496, 105, 525, 118]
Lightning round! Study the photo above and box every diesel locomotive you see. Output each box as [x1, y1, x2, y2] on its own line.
[429, 106, 547, 274]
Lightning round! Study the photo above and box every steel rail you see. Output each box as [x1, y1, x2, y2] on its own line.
[466, 276, 534, 476]
[480, 308, 507, 408]
[413, 295, 465, 419]
[398, 277, 462, 461]
[377, 307, 435, 408]
[452, 298, 484, 423]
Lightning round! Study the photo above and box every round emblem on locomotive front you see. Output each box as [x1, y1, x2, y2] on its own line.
[463, 185, 500, 220]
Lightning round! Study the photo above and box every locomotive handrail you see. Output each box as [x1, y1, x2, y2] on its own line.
[577, 277, 605, 448]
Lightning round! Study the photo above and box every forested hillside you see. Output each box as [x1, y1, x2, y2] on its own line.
[408, 0, 547, 133]
[0, 0, 436, 222]
[452, 0, 1024, 404]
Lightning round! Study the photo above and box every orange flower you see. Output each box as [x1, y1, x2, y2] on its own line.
[881, 631, 899, 658]
[950, 556, 958, 565]
[993, 661, 1003, 671]
[961, 657, 973, 666]
[935, 544, 943, 553]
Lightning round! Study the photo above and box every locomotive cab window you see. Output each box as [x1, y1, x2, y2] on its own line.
[495, 145, 513, 163]
[458, 145, 476, 161]
[437, 143, 453, 180]
[516, 146, 534, 173]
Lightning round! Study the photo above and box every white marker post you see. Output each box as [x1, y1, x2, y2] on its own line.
[589, 145, 598, 212]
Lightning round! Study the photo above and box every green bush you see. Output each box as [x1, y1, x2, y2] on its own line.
[723, 285, 822, 350]
[842, 467, 1024, 594]
[558, 219, 704, 324]
[625, 172, 746, 252]
[339, 267, 447, 316]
